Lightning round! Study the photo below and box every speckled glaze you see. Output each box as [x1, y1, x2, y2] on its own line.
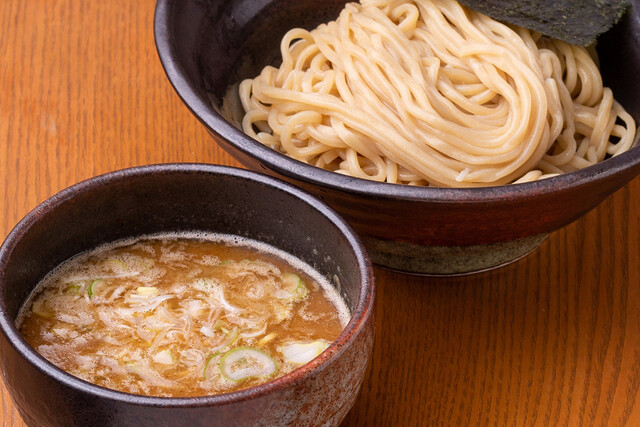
[154, 0, 640, 275]
[0, 164, 375, 427]
[362, 233, 549, 276]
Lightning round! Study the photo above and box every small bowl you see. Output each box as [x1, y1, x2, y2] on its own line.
[154, 0, 640, 275]
[0, 164, 374, 427]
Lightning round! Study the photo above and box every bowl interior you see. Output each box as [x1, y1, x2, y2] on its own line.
[180, 0, 347, 118]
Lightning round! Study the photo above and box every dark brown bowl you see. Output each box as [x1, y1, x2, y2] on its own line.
[154, 0, 640, 275]
[0, 164, 374, 427]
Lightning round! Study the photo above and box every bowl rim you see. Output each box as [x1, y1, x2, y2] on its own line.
[0, 163, 375, 407]
[153, 0, 640, 203]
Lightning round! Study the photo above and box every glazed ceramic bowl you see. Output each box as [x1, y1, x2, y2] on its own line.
[0, 164, 374, 427]
[154, 0, 640, 275]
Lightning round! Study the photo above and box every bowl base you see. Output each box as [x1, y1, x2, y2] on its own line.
[362, 233, 548, 276]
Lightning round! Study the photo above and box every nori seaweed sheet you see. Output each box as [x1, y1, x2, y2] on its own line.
[456, 0, 631, 45]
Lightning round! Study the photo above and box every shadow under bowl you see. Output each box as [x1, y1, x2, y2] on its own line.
[0, 164, 374, 427]
[154, 0, 640, 275]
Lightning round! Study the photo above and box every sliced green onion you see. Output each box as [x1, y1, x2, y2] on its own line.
[63, 284, 82, 295]
[275, 273, 309, 300]
[123, 360, 141, 375]
[208, 326, 240, 357]
[140, 258, 155, 272]
[88, 279, 104, 297]
[213, 320, 229, 333]
[280, 341, 329, 365]
[203, 353, 215, 380]
[31, 298, 53, 318]
[203, 352, 222, 380]
[282, 273, 302, 293]
[219, 347, 277, 382]
[227, 327, 239, 344]
[105, 258, 127, 272]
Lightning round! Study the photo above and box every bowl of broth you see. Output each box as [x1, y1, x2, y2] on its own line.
[0, 164, 374, 427]
[154, 0, 640, 275]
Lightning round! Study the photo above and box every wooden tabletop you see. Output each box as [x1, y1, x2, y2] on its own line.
[2, 1, 639, 425]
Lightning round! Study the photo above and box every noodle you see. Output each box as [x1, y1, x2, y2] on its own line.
[239, 0, 636, 187]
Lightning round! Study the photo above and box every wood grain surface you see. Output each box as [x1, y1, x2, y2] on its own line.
[1, 1, 639, 426]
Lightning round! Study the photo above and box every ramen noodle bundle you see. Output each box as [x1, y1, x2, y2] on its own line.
[239, 0, 636, 187]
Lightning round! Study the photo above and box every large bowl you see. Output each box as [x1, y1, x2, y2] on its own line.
[0, 164, 374, 427]
[154, 0, 640, 275]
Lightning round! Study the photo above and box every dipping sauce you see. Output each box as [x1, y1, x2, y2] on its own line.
[17, 233, 350, 397]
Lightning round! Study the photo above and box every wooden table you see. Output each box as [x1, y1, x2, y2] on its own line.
[1, 1, 639, 425]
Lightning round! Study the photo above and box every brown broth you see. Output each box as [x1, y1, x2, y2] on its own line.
[17, 233, 349, 397]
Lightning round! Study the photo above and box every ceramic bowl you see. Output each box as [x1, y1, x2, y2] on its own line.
[0, 164, 374, 427]
[154, 0, 640, 275]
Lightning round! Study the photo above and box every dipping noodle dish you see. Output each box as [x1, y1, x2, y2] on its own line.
[14, 0, 638, 404]
[238, 0, 636, 187]
[17, 232, 350, 397]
